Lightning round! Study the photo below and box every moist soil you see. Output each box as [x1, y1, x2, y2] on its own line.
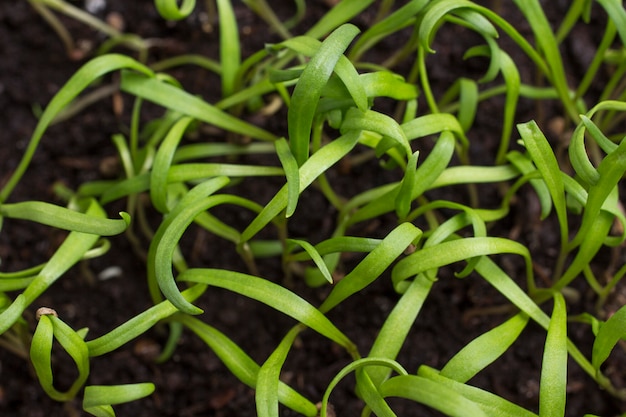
[1, 1, 625, 416]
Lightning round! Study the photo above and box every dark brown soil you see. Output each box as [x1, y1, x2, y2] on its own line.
[1, 1, 625, 416]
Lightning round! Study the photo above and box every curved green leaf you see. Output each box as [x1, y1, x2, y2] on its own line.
[179, 268, 356, 352]
[289, 24, 361, 165]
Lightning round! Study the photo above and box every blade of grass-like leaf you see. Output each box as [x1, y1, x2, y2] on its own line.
[30, 314, 89, 401]
[83, 383, 155, 416]
[364, 274, 434, 387]
[86, 285, 205, 357]
[430, 165, 519, 189]
[0, 54, 153, 203]
[217, 0, 239, 97]
[274, 138, 300, 217]
[289, 24, 360, 165]
[256, 325, 304, 417]
[392, 237, 532, 293]
[120, 71, 277, 141]
[456, 78, 478, 132]
[395, 151, 419, 219]
[180, 268, 356, 353]
[319, 222, 422, 313]
[154, 0, 195, 20]
[150, 116, 194, 214]
[173, 142, 276, 163]
[0, 200, 130, 235]
[418, 365, 539, 417]
[441, 312, 529, 383]
[539, 293, 568, 417]
[380, 375, 488, 417]
[287, 239, 333, 284]
[518, 121, 568, 247]
[592, 304, 626, 371]
[180, 316, 318, 416]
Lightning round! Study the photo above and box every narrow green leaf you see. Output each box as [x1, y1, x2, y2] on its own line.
[86, 285, 205, 357]
[441, 312, 529, 383]
[180, 268, 355, 352]
[539, 293, 568, 417]
[287, 239, 333, 284]
[0, 200, 129, 235]
[320, 222, 422, 313]
[83, 383, 155, 417]
[274, 138, 300, 217]
[592, 304, 626, 370]
[217, 0, 240, 96]
[289, 24, 361, 165]
[395, 151, 419, 219]
[518, 121, 568, 246]
[392, 237, 532, 293]
[151, 116, 194, 214]
[256, 325, 304, 417]
[120, 71, 277, 141]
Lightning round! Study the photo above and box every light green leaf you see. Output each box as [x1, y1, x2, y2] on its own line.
[179, 268, 356, 352]
[256, 325, 304, 417]
[289, 24, 361, 165]
[592, 304, 626, 371]
[83, 383, 155, 417]
[0, 200, 129, 235]
[274, 138, 300, 217]
[539, 293, 568, 417]
[441, 312, 529, 383]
